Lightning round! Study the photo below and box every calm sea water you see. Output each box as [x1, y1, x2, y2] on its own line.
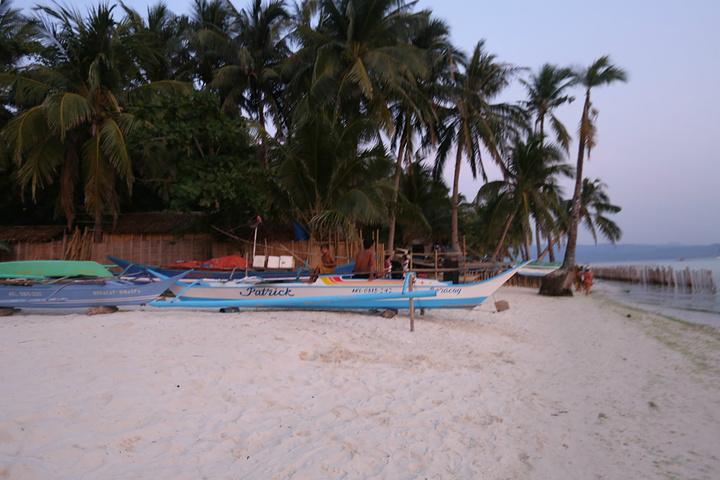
[590, 257, 720, 329]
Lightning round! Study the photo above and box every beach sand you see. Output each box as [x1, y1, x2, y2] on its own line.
[1, 286, 719, 479]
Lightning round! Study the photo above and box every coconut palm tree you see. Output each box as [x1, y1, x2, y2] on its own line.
[0, 0, 42, 72]
[541, 56, 627, 295]
[185, 0, 238, 88]
[0, 3, 190, 241]
[386, 13, 459, 253]
[119, 2, 192, 83]
[299, 0, 428, 131]
[433, 40, 526, 253]
[272, 111, 394, 239]
[476, 133, 572, 260]
[574, 177, 622, 244]
[212, 0, 291, 168]
[521, 63, 575, 151]
[521, 63, 576, 259]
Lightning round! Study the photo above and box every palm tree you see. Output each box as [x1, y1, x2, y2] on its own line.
[433, 40, 526, 253]
[213, 0, 291, 168]
[0, 3, 190, 241]
[119, 2, 192, 83]
[272, 112, 394, 239]
[185, 0, 238, 88]
[0, 0, 42, 72]
[540, 56, 627, 295]
[476, 133, 572, 260]
[386, 13, 458, 253]
[0, 0, 42, 157]
[521, 63, 575, 151]
[298, 0, 428, 131]
[521, 63, 576, 259]
[575, 177, 622, 244]
[280, 0, 429, 239]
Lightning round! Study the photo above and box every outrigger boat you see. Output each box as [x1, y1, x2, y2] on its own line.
[0, 271, 187, 309]
[519, 261, 561, 277]
[151, 262, 526, 310]
[109, 255, 355, 281]
[0, 260, 114, 279]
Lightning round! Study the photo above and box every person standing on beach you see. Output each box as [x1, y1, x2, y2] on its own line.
[574, 265, 583, 292]
[353, 238, 376, 279]
[583, 267, 594, 295]
[319, 243, 337, 274]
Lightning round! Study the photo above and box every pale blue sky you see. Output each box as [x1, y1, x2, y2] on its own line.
[46, 0, 720, 245]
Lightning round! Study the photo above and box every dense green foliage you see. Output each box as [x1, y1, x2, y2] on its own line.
[129, 91, 268, 228]
[0, 0, 625, 263]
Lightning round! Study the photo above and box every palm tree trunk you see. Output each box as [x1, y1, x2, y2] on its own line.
[451, 149, 462, 252]
[93, 214, 103, 243]
[387, 142, 406, 255]
[539, 90, 591, 296]
[491, 211, 515, 259]
[548, 233, 556, 262]
[562, 89, 592, 271]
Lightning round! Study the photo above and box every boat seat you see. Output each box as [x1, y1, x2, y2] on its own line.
[279, 256, 294, 268]
[252, 255, 266, 269]
[266, 256, 281, 269]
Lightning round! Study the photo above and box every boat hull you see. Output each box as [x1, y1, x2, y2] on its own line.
[157, 263, 525, 310]
[0, 272, 186, 309]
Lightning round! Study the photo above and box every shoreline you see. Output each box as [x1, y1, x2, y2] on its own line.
[1, 287, 719, 479]
[594, 280, 720, 330]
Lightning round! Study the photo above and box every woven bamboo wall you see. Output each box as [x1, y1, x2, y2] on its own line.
[2, 234, 378, 270]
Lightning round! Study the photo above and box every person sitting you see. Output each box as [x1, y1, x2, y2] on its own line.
[319, 243, 336, 275]
[353, 238, 376, 280]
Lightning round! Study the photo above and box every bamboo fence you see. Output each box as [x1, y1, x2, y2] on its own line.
[592, 265, 716, 291]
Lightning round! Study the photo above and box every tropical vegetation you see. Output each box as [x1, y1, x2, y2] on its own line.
[0, 0, 626, 274]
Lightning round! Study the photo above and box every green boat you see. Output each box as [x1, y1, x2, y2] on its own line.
[0, 260, 114, 279]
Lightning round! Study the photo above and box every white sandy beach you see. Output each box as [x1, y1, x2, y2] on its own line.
[1, 286, 719, 479]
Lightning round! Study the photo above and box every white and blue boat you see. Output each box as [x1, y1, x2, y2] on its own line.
[151, 263, 526, 310]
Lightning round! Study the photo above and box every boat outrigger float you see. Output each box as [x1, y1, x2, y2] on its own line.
[150, 262, 527, 310]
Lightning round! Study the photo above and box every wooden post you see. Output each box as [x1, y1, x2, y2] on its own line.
[409, 276, 415, 332]
[434, 249, 438, 280]
[462, 235, 467, 283]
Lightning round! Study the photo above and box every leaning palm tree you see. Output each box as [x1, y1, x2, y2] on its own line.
[433, 40, 526, 253]
[476, 133, 572, 260]
[0, 3, 190, 241]
[540, 56, 627, 295]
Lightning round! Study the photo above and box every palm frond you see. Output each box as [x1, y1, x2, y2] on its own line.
[44, 92, 93, 141]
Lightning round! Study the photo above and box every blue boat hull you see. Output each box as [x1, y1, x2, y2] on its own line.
[0, 272, 186, 308]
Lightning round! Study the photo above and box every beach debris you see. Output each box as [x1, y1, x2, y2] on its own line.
[495, 300, 510, 312]
[0, 307, 19, 316]
[86, 306, 119, 316]
[381, 308, 398, 318]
